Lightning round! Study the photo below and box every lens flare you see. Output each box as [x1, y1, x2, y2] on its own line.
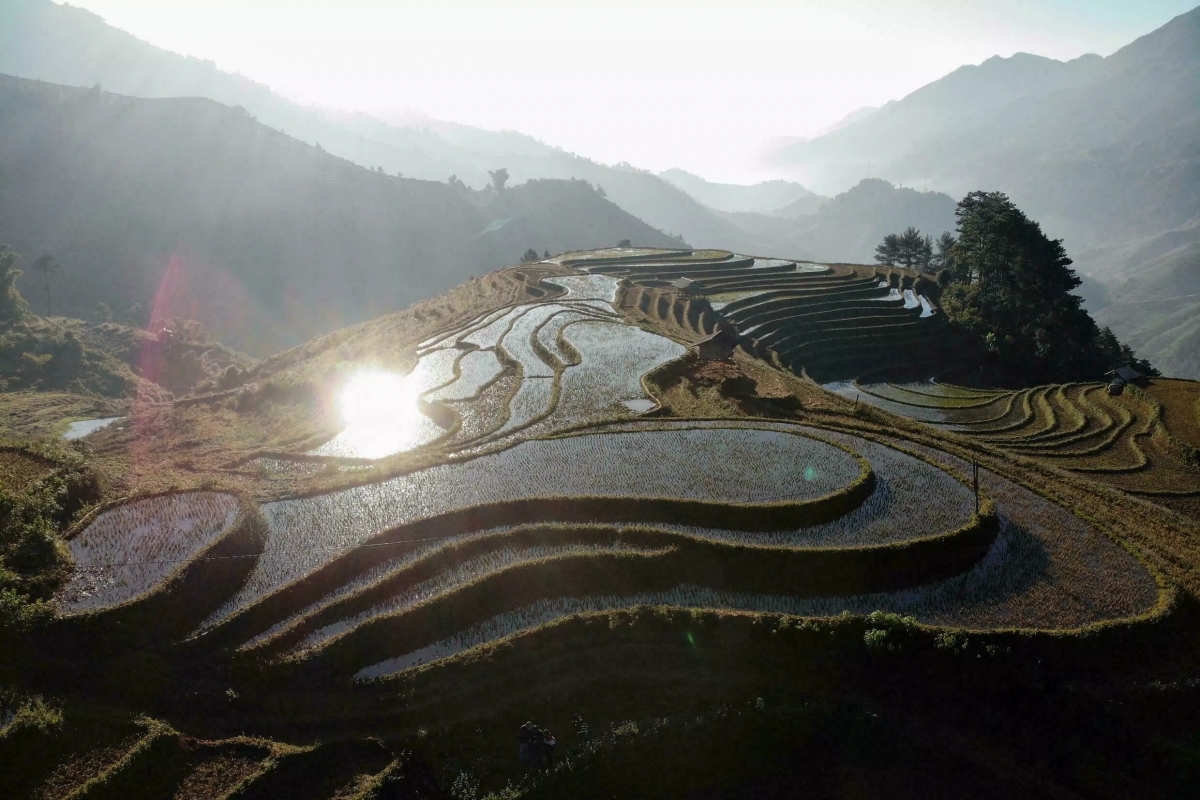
[310, 369, 443, 459]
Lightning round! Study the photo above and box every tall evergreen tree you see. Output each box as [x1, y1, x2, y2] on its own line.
[874, 233, 900, 266]
[940, 191, 1155, 379]
[930, 231, 957, 273]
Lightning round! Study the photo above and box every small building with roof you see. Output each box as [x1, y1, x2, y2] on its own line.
[1105, 365, 1146, 395]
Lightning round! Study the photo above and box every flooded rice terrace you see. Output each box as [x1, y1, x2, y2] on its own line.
[309, 272, 685, 459]
[205, 426, 862, 626]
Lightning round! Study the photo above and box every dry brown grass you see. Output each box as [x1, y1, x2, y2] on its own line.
[1146, 379, 1200, 450]
[0, 391, 126, 442]
[0, 447, 57, 494]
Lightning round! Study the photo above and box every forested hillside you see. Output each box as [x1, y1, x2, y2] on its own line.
[0, 75, 678, 355]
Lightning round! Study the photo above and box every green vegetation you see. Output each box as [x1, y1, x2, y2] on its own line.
[935, 191, 1156, 381]
[0, 443, 101, 637]
[873, 225, 934, 270]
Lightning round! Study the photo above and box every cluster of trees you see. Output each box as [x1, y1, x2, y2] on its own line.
[520, 248, 552, 263]
[874, 227, 956, 273]
[875, 194, 1156, 380]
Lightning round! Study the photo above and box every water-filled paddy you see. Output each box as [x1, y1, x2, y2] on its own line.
[57, 492, 240, 613]
[295, 541, 664, 653]
[547, 320, 686, 424]
[203, 427, 861, 626]
[425, 350, 503, 402]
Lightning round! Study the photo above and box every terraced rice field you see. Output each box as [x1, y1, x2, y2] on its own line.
[19, 250, 1193, 797]
[56, 492, 241, 613]
[564, 248, 950, 380]
[54, 411, 1142, 681]
[837, 375, 1200, 503]
[203, 426, 865, 628]
[308, 270, 685, 459]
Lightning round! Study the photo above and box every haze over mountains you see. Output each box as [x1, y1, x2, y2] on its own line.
[0, 75, 677, 354]
[0, 0, 1197, 374]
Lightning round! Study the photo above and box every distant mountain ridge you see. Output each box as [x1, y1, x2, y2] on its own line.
[0, 0, 752, 253]
[658, 169, 820, 215]
[0, 74, 679, 354]
[766, 7, 1200, 248]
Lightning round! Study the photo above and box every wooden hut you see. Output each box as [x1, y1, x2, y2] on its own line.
[1105, 365, 1145, 396]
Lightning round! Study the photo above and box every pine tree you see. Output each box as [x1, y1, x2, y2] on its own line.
[874, 234, 900, 266]
[930, 232, 957, 272]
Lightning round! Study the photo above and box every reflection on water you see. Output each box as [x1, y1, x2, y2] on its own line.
[62, 417, 123, 440]
[309, 370, 445, 459]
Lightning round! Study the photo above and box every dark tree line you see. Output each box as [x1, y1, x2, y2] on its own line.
[875, 193, 1157, 380]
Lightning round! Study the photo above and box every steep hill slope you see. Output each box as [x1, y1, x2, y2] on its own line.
[0, 75, 679, 354]
[765, 52, 1104, 195]
[0, 0, 746, 253]
[766, 7, 1200, 250]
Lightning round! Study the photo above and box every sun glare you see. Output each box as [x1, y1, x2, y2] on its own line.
[313, 369, 440, 459]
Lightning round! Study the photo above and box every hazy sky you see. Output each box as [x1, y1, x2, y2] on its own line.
[58, 0, 1198, 183]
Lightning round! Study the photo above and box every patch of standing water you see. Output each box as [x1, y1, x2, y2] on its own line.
[622, 399, 656, 413]
[461, 307, 528, 349]
[418, 307, 509, 353]
[424, 350, 503, 402]
[497, 304, 570, 378]
[495, 377, 554, 435]
[885, 288, 903, 301]
[238, 531, 482, 650]
[57, 493, 240, 613]
[535, 308, 608, 367]
[200, 427, 860, 628]
[542, 274, 622, 303]
[822, 381, 953, 424]
[62, 417, 122, 440]
[918, 295, 935, 318]
[545, 320, 685, 425]
[903, 289, 920, 309]
[307, 369, 452, 460]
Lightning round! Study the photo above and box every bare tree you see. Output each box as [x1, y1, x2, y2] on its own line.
[32, 255, 61, 316]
